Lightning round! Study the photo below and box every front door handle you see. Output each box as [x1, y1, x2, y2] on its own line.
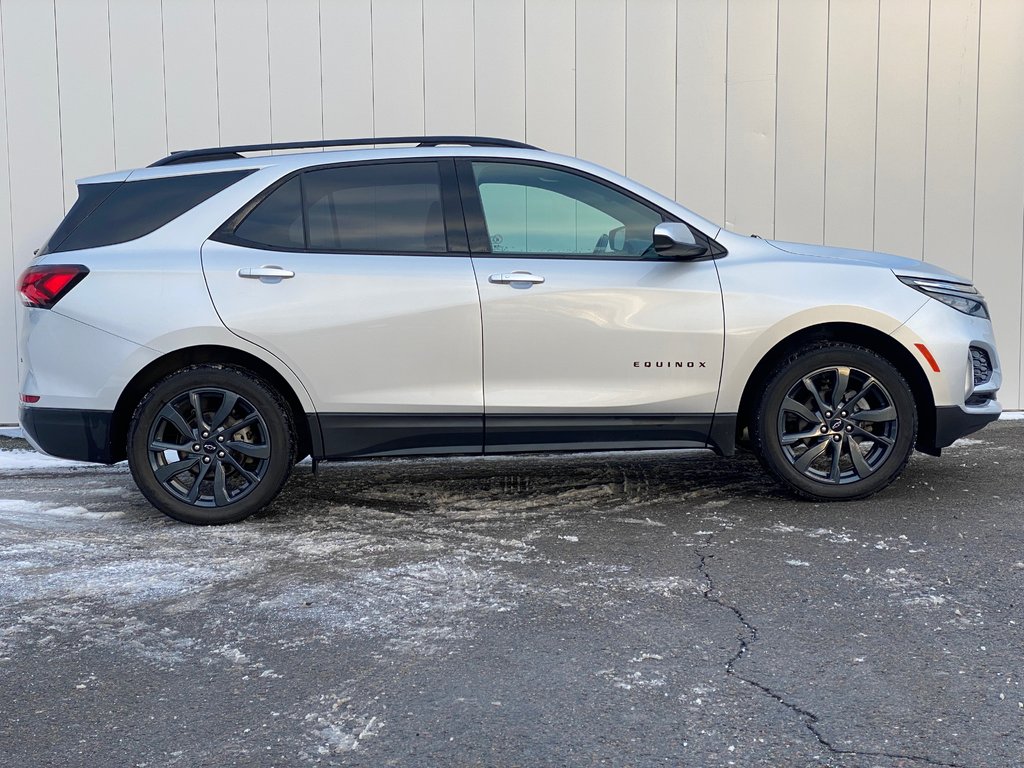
[488, 271, 545, 286]
[238, 265, 295, 283]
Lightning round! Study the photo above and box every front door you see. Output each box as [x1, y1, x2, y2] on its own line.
[459, 160, 724, 452]
[203, 159, 483, 457]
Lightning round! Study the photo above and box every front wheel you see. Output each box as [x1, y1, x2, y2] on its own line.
[127, 365, 295, 524]
[752, 343, 917, 501]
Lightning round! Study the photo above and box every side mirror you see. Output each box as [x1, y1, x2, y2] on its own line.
[653, 222, 711, 259]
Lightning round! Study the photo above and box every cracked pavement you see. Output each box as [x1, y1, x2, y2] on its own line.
[0, 421, 1022, 767]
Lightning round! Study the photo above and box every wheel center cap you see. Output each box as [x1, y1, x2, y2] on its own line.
[203, 443, 217, 453]
[831, 420, 844, 432]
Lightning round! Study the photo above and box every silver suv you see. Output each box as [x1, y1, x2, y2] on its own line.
[17, 136, 1001, 524]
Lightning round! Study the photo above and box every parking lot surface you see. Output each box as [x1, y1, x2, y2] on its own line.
[0, 421, 1022, 767]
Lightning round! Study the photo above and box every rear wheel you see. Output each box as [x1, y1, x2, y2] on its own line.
[127, 365, 295, 524]
[752, 343, 917, 500]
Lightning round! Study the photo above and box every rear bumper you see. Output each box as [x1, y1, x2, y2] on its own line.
[931, 404, 1000, 451]
[19, 406, 118, 464]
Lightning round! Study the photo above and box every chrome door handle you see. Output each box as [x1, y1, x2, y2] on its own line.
[238, 265, 295, 282]
[488, 272, 545, 285]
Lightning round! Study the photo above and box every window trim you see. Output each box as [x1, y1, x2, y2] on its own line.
[210, 157, 468, 256]
[454, 157, 725, 262]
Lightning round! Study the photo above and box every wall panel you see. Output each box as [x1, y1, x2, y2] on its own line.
[268, 0, 322, 144]
[0, 9, 16, 423]
[54, 0, 114, 204]
[163, 0, 219, 153]
[575, 0, 625, 174]
[774, 0, 828, 244]
[724, 0, 778, 236]
[874, 0, 929, 260]
[823, 0, 879, 251]
[923, 0, 980, 277]
[371, 0, 425, 137]
[475, 0, 526, 141]
[320, 0, 374, 139]
[675, 0, 727, 224]
[424, 0, 475, 134]
[215, 0, 271, 145]
[525, 0, 574, 155]
[108, 0, 167, 169]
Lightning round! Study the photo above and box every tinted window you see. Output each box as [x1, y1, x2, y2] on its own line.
[471, 162, 663, 257]
[234, 176, 304, 249]
[302, 162, 446, 252]
[49, 170, 253, 254]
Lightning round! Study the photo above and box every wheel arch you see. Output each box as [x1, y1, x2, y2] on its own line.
[109, 345, 315, 463]
[734, 323, 937, 455]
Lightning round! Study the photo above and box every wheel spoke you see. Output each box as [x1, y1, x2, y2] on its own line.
[225, 440, 271, 459]
[802, 377, 831, 416]
[850, 424, 894, 446]
[155, 457, 199, 483]
[829, 439, 842, 482]
[208, 391, 240, 432]
[794, 438, 830, 473]
[847, 436, 875, 478]
[189, 391, 209, 432]
[832, 367, 851, 410]
[222, 452, 260, 485]
[220, 413, 259, 436]
[149, 439, 194, 454]
[782, 397, 820, 424]
[158, 403, 195, 440]
[781, 427, 825, 445]
[844, 377, 877, 410]
[186, 460, 212, 503]
[851, 406, 896, 423]
[213, 461, 230, 506]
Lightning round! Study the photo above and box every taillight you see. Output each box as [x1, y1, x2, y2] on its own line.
[18, 264, 89, 309]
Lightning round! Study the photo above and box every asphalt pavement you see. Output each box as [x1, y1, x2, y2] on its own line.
[0, 421, 1021, 767]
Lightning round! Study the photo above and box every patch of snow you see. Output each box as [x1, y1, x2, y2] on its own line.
[785, 559, 810, 567]
[611, 516, 665, 527]
[0, 449, 106, 471]
[558, 535, 579, 542]
[0, 498, 122, 520]
[0, 427, 23, 438]
[998, 411, 1023, 420]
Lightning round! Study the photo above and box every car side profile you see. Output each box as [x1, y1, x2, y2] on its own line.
[17, 136, 1001, 524]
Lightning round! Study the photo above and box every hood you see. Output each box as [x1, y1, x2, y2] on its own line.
[764, 239, 972, 285]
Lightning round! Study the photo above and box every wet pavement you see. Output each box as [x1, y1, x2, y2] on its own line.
[0, 421, 1021, 767]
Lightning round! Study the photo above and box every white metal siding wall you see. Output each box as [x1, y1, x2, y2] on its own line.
[1, 0, 1022, 423]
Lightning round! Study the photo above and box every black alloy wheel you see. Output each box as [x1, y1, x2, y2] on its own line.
[753, 343, 917, 500]
[128, 365, 295, 524]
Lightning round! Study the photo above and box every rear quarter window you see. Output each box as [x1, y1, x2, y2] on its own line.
[43, 170, 254, 254]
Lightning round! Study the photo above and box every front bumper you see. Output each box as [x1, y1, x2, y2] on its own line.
[932, 405, 1000, 450]
[19, 406, 118, 464]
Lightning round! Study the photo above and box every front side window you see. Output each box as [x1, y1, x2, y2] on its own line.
[471, 162, 664, 257]
[231, 161, 447, 253]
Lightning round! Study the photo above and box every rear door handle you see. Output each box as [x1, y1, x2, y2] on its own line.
[238, 265, 295, 282]
[488, 272, 545, 285]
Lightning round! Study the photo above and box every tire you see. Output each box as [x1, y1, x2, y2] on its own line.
[751, 342, 917, 501]
[127, 365, 296, 524]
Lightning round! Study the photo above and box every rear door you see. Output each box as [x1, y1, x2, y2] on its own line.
[202, 158, 484, 457]
[459, 159, 724, 452]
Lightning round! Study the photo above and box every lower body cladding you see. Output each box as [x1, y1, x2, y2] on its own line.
[19, 404, 1000, 466]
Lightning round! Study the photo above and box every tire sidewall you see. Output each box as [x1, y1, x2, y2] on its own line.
[128, 365, 295, 524]
[755, 344, 918, 500]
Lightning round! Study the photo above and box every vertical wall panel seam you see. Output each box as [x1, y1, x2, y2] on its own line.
[213, 0, 222, 145]
[870, 0, 881, 250]
[572, 0, 576, 157]
[419, 0, 425, 135]
[623, 0, 628, 175]
[673, 0, 679, 200]
[106, 0, 116, 161]
[921, 0, 932, 261]
[265, 0, 273, 142]
[317, 0, 323, 140]
[159, 0, 169, 154]
[369, 0, 375, 137]
[771, 0, 780, 239]
[821, 0, 830, 244]
[969, 0, 983, 282]
[51, 0, 65, 211]
[722, 0, 728, 224]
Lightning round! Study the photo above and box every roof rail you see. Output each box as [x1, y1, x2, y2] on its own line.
[149, 135, 539, 167]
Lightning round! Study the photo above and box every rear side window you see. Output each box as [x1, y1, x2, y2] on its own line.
[43, 170, 253, 255]
[226, 161, 447, 253]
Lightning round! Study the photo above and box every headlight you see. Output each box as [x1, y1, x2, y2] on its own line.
[896, 275, 989, 319]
